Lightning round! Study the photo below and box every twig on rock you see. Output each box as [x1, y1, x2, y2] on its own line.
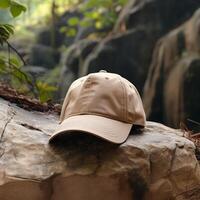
[0, 83, 61, 114]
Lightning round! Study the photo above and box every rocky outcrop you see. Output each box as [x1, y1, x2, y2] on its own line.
[36, 26, 66, 48]
[81, 28, 155, 93]
[0, 97, 199, 200]
[143, 9, 200, 128]
[164, 56, 200, 129]
[78, 0, 200, 94]
[114, 0, 200, 34]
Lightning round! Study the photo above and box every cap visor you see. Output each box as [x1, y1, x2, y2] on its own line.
[49, 115, 132, 144]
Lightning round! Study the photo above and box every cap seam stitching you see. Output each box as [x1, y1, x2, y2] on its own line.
[131, 84, 146, 122]
[60, 78, 86, 122]
[119, 77, 127, 121]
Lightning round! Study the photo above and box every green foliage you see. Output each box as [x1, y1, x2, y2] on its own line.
[81, 0, 128, 29]
[0, 0, 10, 8]
[0, 24, 14, 45]
[0, 53, 32, 92]
[10, 1, 26, 17]
[36, 81, 57, 103]
[63, 0, 128, 37]
[68, 17, 80, 26]
[0, 0, 26, 18]
[0, 0, 57, 103]
[0, 52, 58, 102]
[0, 0, 29, 94]
[0, 0, 26, 45]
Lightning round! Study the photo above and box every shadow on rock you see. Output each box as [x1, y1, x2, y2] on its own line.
[49, 132, 119, 170]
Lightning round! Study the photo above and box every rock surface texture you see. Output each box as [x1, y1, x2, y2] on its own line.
[143, 9, 200, 128]
[0, 98, 199, 200]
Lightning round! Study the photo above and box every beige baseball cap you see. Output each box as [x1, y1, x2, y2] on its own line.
[49, 71, 146, 144]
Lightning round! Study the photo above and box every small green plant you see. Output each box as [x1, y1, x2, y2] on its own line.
[0, 52, 36, 94]
[36, 81, 57, 103]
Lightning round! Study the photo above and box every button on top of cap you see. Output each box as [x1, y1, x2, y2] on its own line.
[99, 70, 107, 73]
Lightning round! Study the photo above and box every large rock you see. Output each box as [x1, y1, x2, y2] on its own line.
[63, 39, 99, 76]
[29, 44, 60, 69]
[0, 97, 199, 200]
[114, 0, 200, 34]
[143, 9, 200, 128]
[164, 56, 200, 129]
[36, 27, 66, 48]
[82, 28, 156, 93]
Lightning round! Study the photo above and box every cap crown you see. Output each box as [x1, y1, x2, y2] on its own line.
[60, 72, 146, 126]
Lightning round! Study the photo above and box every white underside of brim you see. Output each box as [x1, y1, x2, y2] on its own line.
[49, 115, 132, 144]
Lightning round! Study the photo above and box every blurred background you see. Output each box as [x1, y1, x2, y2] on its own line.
[0, 0, 200, 130]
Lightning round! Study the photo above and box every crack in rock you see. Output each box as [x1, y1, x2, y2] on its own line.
[17, 122, 51, 136]
[19, 123, 42, 132]
[0, 105, 16, 142]
[169, 144, 177, 170]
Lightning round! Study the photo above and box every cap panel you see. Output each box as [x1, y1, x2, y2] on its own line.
[122, 78, 146, 126]
[130, 84, 146, 126]
[62, 73, 126, 122]
[73, 74, 100, 114]
[79, 74, 125, 122]
[61, 75, 91, 121]
[60, 77, 85, 122]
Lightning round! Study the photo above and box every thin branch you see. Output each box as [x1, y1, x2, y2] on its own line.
[187, 119, 200, 126]
[4, 60, 38, 97]
[6, 41, 26, 66]
[0, 107, 15, 142]
[8, 42, 11, 67]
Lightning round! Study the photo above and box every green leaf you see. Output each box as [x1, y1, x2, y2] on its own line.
[95, 21, 103, 29]
[91, 11, 101, 20]
[36, 81, 57, 103]
[0, 0, 10, 8]
[68, 17, 80, 26]
[66, 28, 77, 37]
[0, 26, 10, 41]
[10, 57, 20, 67]
[59, 26, 67, 33]
[0, 24, 14, 45]
[118, 0, 128, 5]
[3, 24, 14, 34]
[10, 1, 26, 18]
[80, 18, 93, 27]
